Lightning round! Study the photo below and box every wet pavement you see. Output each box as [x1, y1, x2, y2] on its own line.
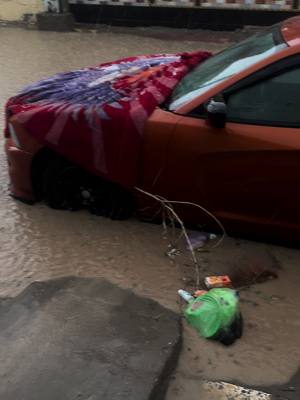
[0, 277, 181, 400]
[0, 26, 300, 399]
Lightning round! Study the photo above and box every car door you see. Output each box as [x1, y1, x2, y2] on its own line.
[164, 63, 300, 232]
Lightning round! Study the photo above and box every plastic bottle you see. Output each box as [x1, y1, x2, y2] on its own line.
[178, 289, 194, 302]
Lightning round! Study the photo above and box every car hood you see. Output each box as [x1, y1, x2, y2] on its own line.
[6, 52, 211, 188]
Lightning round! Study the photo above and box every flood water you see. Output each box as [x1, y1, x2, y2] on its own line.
[0, 26, 224, 301]
[0, 26, 299, 398]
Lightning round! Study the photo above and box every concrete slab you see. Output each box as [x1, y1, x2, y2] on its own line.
[0, 277, 181, 400]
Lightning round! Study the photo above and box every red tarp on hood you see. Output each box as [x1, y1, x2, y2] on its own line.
[6, 52, 211, 188]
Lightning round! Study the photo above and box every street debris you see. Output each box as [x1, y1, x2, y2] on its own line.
[194, 289, 208, 297]
[166, 247, 181, 258]
[179, 288, 243, 345]
[204, 275, 232, 289]
[135, 187, 227, 288]
[186, 231, 217, 251]
[202, 381, 271, 399]
[178, 289, 194, 302]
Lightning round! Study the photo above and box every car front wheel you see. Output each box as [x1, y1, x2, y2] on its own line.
[42, 154, 134, 219]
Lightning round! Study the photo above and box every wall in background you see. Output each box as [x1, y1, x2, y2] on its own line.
[0, 0, 44, 21]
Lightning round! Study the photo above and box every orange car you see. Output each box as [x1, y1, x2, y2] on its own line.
[5, 17, 300, 241]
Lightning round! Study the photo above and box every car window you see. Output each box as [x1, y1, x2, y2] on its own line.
[166, 25, 286, 111]
[226, 66, 300, 127]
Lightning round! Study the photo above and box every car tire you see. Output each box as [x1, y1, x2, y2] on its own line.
[88, 181, 134, 220]
[42, 156, 84, 210]
[110, 185, 135, 220]
[42, 154, 135, 219]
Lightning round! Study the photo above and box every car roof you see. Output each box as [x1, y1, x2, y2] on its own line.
[281, 16, 300, 46]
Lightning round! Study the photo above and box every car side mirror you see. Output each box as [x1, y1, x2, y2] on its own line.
[206, 96, 227, 129]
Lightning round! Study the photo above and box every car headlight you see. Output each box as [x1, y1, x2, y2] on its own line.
[8, 123, 21, 149]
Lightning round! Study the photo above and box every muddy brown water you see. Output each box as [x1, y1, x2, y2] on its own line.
[0, 26, 299, 398]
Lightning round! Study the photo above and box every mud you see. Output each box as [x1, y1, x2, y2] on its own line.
[0, 26, 299, 399]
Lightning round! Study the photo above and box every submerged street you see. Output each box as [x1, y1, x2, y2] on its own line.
[0, 25, 300, 399]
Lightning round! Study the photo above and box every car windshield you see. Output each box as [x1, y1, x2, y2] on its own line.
[167, 25, 287, 111]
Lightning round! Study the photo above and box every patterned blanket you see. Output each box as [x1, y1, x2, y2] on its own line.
[6, 51, 211, 188]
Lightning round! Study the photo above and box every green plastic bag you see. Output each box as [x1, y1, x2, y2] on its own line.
[184, 288, 240, 339]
